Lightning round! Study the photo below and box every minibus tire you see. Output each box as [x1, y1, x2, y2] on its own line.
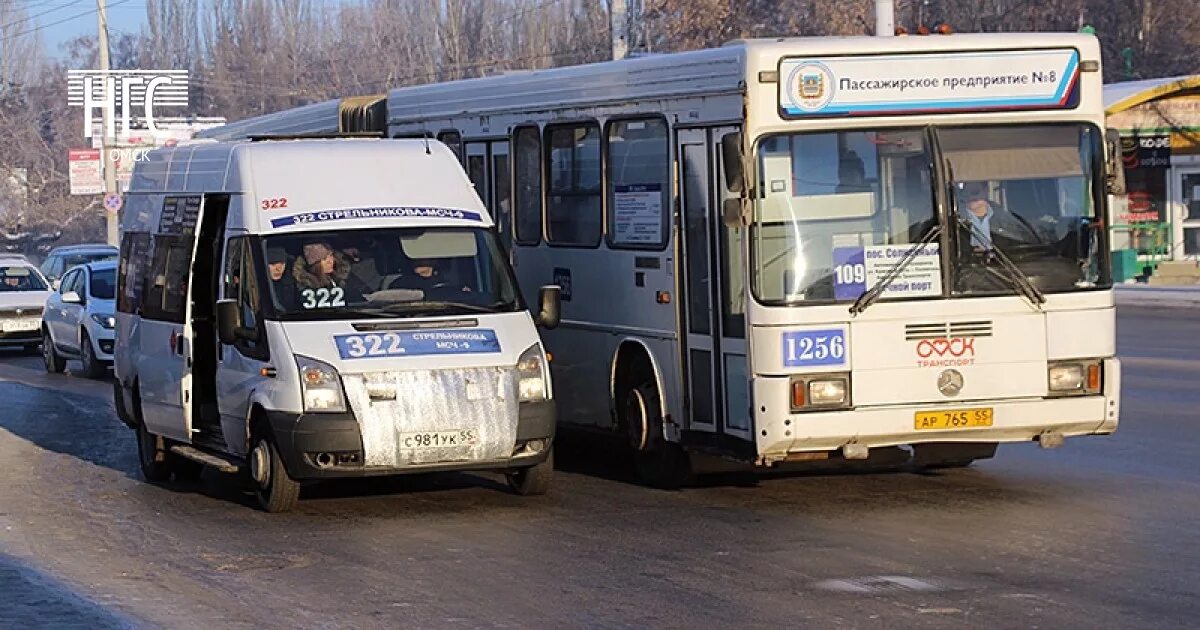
[250, 434, 300, 513]
[79, 332, 105, 378]
[506, 449, 553, 496]
[42, 331, 64, 373]
[136, 422, 173, 483]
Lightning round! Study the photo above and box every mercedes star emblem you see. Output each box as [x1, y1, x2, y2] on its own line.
[938, 369, 964, 397]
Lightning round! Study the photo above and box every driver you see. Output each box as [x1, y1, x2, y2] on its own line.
[957, 181, 1040, 251]
[389, 257, 471, 294]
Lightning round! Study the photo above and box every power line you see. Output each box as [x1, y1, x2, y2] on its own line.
[0, 0, 131, 44]
[0, 0, 83, 32]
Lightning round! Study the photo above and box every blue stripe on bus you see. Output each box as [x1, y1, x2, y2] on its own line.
[270, 207, 483, 228]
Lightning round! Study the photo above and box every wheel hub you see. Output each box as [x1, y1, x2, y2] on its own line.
[250, 442, 271, 488]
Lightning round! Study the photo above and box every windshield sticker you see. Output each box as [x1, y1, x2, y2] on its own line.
[270, 206, 483, 229]
[782, 328, 847, 368]
[833, 244, 942, 301]
[612, 184, 663, 245]
[780, 49, 1080, 118]
[334, 329, 500, 359]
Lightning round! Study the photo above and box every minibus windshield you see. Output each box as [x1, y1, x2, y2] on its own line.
[261, 227, 522, 320]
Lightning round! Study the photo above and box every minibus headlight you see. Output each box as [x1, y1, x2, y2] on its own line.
[1048, 360, 1102, 396]
[517, 345, 547, 403]
[295, 355, 347, 412]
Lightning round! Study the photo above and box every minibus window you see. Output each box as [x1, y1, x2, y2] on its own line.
[262, 227, 521, 321]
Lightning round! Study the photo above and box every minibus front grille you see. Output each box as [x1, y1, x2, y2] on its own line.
[905, 320, 993, 340]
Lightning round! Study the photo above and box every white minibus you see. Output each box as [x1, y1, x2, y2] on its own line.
[112, 137, 560, 511]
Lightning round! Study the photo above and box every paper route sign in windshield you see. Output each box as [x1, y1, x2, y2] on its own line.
[781, 48, 1080, 118]
[335, 329, 501, 359]
[271, 206, 483, 229]
[833, 244, 942, 301]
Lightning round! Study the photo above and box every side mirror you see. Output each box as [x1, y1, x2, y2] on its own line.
[61, 291, 82, 304]
[720, 132, 745, 194]
[216, 299, 239, 345]
[536, 285, 561, 329]
[50, 279, 60, 291]
[1105, 128, 1127, 196]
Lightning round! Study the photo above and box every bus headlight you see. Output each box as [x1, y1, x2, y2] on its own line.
[296, 355, 347, 412]
[790, 374, 851, 411]
[517, 345, 547, 403]
[1048, 360, 1102, 396]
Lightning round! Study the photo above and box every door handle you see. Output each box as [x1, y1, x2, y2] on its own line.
[174, 333, 184, 355]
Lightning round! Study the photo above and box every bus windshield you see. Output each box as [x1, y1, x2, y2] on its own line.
[751, 123, 1107, 305]
[261, 227, 522, 320]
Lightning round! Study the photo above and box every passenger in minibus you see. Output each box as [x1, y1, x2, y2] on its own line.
[266, 246, 297, 311]
[292, 240, 369, 304]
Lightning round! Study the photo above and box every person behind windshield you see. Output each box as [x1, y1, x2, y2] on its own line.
[266, 246, 297, 311]
[957, 181, 1039, 252]
[1, 273, 30, 291]
[292, 241, 369, 305]
[389, 257, 470, 294]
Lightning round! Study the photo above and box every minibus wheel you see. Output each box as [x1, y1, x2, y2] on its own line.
[249, 433, 300, 513]
[506, 449, 553, 496]
[136, 422, 173, 483]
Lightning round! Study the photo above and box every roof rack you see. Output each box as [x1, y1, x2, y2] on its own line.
[247, 131, 384, 141]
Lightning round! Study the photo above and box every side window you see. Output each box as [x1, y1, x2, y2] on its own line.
[607, 118, 670, 249]
[545, 122, 602, 247]
[59, 270, 77, 295]
[142, 236, 189, 324]
[513, 126, 542, 245]
[222, 237, 244, 301]
[718, 135, 745, 338]
[493, 148, 512, 251]
[118, 232, 150, 314]
[221, 237, 268, 359]
[437, 130, 463, 163]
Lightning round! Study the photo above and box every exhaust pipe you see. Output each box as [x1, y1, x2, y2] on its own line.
[314, 452, 335, 468]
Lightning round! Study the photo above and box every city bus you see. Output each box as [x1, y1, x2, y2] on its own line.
[201, 32, 1124, 487]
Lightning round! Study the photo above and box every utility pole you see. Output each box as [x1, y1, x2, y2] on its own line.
[611, 0, 628, 60]
[97, 0, 118, 246]
[875, 0, 896, 36]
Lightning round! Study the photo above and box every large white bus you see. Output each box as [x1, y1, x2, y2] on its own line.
[203, 33, 1124, 487]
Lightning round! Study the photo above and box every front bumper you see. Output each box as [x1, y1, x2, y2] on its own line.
[0, 329, 40, 346]
[755, 358, 1121, 458]
[265, 400, 556, 480]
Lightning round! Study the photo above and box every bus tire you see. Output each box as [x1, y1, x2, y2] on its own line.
[622, 379, 691, 490]
[506, 448, 553, 496]
[249, 431, 300, 513]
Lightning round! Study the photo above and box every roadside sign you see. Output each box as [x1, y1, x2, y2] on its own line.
[104, 192, 123, 213]
[68, 149, 103, 195]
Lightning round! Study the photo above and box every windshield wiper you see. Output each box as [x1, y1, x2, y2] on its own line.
[849, 225, 942, 316]
[951, 212, 1046, 310]
[379, 300, 504, 315]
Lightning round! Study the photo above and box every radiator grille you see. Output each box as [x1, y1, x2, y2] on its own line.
[905, 320, 993, 340]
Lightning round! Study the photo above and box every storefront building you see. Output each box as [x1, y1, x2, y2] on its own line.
[1105, 75, 1200, 266]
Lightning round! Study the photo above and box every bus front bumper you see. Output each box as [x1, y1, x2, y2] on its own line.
[754, 358, 1121, 459]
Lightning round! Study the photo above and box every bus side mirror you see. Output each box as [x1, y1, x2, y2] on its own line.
[721, 132, 745, 194]
[217, 299, 239, 345]
[536, 285, 560, 329]
[1105, 128, 1127, 196]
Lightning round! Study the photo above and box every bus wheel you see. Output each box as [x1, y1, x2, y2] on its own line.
[136, 422, 173, 483]
[249, 433, 299, 513]
[506, 448, 553, 496]
[622, 379, 691, 490]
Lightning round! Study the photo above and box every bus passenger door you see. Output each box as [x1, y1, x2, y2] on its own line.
[678, 127, 752, 446]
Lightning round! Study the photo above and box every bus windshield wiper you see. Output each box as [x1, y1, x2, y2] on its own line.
[849, 225, 942, 316]
[952, 212, 1046, 310]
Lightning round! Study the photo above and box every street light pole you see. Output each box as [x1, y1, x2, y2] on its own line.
[96, 0, 118, 246]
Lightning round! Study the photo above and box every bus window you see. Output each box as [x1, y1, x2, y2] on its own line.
[493, 147, 512, 250]
[545, 122, 601, 247]
[513, 126, 542, 245]
[607, 118, 669, 249]
[437, 130, 463, 163]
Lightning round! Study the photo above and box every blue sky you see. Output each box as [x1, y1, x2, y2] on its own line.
[35, 0, 149, 58]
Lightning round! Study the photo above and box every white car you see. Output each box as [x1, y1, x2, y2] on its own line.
[0, 261, 52, 355]
[42, 260, 116, 377]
